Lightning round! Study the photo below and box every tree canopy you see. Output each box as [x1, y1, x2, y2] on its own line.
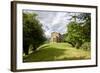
[23, 12, 46, 55]
[64, 13, 91, 49]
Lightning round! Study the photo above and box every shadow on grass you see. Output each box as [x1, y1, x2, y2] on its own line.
[23, 45, 67, 62]
[23, 43, 91, 62]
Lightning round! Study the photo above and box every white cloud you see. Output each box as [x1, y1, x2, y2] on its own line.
[33, 11, 71, 38]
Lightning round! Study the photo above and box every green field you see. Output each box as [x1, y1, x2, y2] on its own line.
[23, 43, 91, 62]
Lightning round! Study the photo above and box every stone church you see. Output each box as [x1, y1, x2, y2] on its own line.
[50, 32, 62, 43]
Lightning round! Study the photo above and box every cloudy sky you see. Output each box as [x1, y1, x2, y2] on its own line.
[23, 10, 79, 38]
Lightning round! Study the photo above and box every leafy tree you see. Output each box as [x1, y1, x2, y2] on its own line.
[65, 22, 83, 48]
[64, 13, 91, 49]
[78, 13, 91, 42]
[23, 12, 46, 55]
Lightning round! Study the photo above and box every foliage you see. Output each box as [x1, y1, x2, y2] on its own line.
[79, 13, 91, 42]
[64, 13, 91, 49]
[64, 21, 83, 48]
[81, 42, 91, 50]
[23, 12, 46, 55]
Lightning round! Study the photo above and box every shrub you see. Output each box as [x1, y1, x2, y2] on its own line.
[81, 42, 91, 50]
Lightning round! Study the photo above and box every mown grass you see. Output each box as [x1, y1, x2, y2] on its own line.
[23, 43, 91, 62]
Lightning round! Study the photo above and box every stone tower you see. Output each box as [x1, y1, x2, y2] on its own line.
[50, 32, 62, 43]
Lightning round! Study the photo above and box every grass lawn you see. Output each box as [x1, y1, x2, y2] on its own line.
[23, 43, 91, 62]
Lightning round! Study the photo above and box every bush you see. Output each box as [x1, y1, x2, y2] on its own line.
[81, 42, 91, 50]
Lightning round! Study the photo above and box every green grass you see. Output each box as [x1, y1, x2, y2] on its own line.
[23, 43, 91, 62]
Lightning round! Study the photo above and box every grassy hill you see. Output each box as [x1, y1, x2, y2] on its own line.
[23, 43, 91, 62]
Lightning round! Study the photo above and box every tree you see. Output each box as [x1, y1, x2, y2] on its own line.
[65, 21, 83, 48]
[23, 12, 46, 55]
[64, 13, 91, 49]
[78, 13, 91, 42]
